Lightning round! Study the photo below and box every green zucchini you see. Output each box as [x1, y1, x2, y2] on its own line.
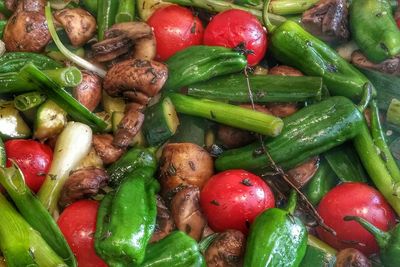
[0, 101, 31, 140]
[0, 138, 5, 168]
[0, 52, 62, 73]
[142, 97, 179, 146]
[137, 0, 171, 21]
[34, 100, 67, 140]
[170, 114, 206, 146]
[187, 74, 323, 103]
[102, 91, 126, 114]
[215, 96, 364, 172]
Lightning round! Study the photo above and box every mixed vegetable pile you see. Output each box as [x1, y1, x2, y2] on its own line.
[2, 0, 400, 266]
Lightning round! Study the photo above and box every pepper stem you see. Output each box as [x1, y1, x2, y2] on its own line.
[285, 190, 297, 214]
[344, 216, 390, 248]
[263, 0, 277, 33]
[199, 233, 218, 253]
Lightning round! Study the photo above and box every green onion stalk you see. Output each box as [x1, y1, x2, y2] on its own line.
[14, 92, 46, 111]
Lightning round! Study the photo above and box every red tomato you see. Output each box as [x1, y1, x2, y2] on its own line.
[203, 9, 267, 66]
[316, 182, 396, 255]
[5, 139, 53, 192]
[148, 5, 204, 61]
[200, 169, 275, 234]
[58, 200, 107, 267]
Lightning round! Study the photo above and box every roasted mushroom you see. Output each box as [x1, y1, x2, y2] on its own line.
[92, 134, 125, 165]
[171, 186, 207, 241]
[269, 65, 303, 76]
[113, 103, 145, 148]
[205, 230, 246, 267]
[335, 248, 371, 267]
[73, 70, 102, 111]
[58, 167, 109, 208]
[92, 22, 156, 62]
[54, 8, 96, 47]
[287, 157, 319, 188]
[265, 103, 299, 118]
[150, 195, 175, 243]
[3, 4, 51, 52]
[159, 143, 214, 198]
[302, 0, 349, 43]
[351, 50, 400, 75]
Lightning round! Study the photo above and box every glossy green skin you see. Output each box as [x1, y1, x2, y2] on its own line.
[270, 21, 372, 101]
[324, 144, 368, 182]
[95, 168, 159, 266]
[0, 52, 61, 73]
[164, 45, 247, 92]
[215, 96, 364, 172]
[350, 0, 400, 63]
[107, 147, 157, 188]
[244, 208, 308, 267]
[140, 231, 206, 267]
[97, 0, 118, 40]
[300, 236, 336, 267]
[302, 159, 338, 206]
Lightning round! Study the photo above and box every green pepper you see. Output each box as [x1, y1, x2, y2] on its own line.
[107, 147, 157, 188]
[0, 52, 62, 73]
[95, 167, 160, 266]
[345, 216, 400, 267]
[350, 0, 400, 63]
[164, 46, 247, 92]
[300, 235, 337, 267]
[263, 1, 373, 102]
[244, 191, 308, 266]
[97, 0, 119, 40]
[140, 231, 206, 267]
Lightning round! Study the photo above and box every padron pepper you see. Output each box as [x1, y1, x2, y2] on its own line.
[350, 0, 400, 63]
[345, 216, 400, 267]
[244, 191, 308, 267]
[263, 0, 374, 102]
[95, 167, 159, 266]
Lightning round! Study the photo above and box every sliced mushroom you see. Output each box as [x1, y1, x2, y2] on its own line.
[4, 10, 50, 52]
[159, 143, 214, 198]
[54, 8, 97, 47]
[351, 50, 400, 75]
[73, 70, 102, 111]
[113, 103, 145, 148]
[302, 0, 349, 43]
[92, 22, 156, 62]
[218, 104, 271, 149]
[335, 248, 371, 267]
[287, 157, 319, 188]
[269, 65, 303, 76]
[205, 230, 246, 267]
[171, 186, 207, 241]
[150, 195, 175, 243]
[59, 167, 109, 208]
[92, 134, 125, 165]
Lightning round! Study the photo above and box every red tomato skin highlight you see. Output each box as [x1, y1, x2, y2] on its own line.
[148, 5, 204, 61]
[200, 169, 275, 234]
[5, 139, 53, 192]
[57, 200, 108, 267]
[316, 182, 396, 255]
[203, 9, 267, 66]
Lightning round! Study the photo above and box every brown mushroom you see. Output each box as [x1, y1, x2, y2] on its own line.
[113, 103, 145, 148]
[351, 50, 400, 75]
[335, 248, 371, 267]
[58, 167, 109, 208]
[5, 0, 17, 13]
[302, 0, 349, 43]
[3, 10, 50, 52]
[15, 0, 46, 12]
[92, 134, 125, 165]
[205, 230, 246, 267]
[150, 195, 175, 243]
[73, 70, 102, 111]
[54, 8, 96, 47]
[171, 186, 207, 241]
[269, 65, 303, 76]
[159, 143, 214, 198]
[218, 104, 271, 149]
[265, 103, 298, 118]
[92, 22, 156, 62]
[287, 157, 319, 188]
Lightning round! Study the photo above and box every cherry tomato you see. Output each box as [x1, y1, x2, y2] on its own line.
[5, 139, 53, 192]
[316, 182, 396, 255]
[58, 200, 107, 267]
[203, 9, 267, 66]
[148, 5, 204, 61]
[200, 169, 275, 234]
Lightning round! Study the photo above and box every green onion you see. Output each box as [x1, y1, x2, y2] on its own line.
[14, 92, 46, 111]
[45, 3, 107, 77]
[0, 164, 76, 266]
[269, 0, 319, 15]
[97, 0, 119, 40]
[115, 0, 135, 23]
[38, 122, 92, 216]
[168, 93, 284, 137]
[19, 63, 108, 131]
[387, 99, 400, 127]
[44, 66, 82, 87]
